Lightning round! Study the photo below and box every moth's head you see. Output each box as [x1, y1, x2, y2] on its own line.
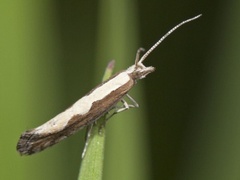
[126, 63, 155, 80]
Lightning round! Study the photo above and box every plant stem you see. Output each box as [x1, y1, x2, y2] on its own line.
[78, 60, 115, 180]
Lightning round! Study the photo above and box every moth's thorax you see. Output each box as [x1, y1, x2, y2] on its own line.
[126, 64, 155, 81]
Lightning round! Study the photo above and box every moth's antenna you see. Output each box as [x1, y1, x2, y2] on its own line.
[139, 14, 202, 64]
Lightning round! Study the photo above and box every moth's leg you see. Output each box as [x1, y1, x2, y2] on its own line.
[105, 94, 139, 121]
[82, 94, 138, 157]
[116, 94, 139, 112]
[115, 99, 133, 113]
[82, 123, 93, 158]
[126, 93, 139, 108]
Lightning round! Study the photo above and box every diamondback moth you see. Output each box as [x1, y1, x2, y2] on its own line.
[17, 14, 201, 155]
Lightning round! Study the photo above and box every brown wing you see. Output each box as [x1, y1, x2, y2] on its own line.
[16, 76, 134, 155]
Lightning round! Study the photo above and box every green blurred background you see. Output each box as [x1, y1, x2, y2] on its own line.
[1, 0, 240, 180]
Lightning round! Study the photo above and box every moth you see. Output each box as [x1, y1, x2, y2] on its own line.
[17, 14, 201, 155]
